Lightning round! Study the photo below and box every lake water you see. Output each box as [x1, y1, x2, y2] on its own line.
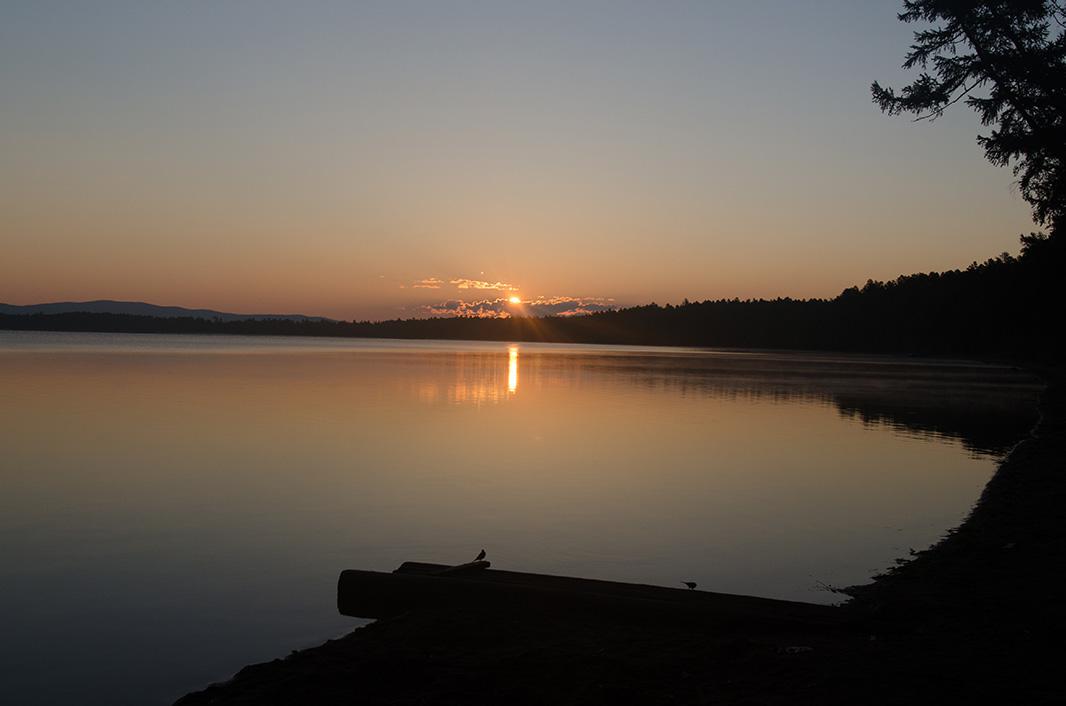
[0, 331, 1041, 705]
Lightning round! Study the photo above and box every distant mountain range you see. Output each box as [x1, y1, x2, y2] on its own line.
[0, 300, 332, 322]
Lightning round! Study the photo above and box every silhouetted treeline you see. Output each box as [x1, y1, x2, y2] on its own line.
[4, 235, 1062, 361]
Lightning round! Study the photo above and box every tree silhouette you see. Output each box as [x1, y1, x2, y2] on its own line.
[3, 235, 1063, 362]
[872, 1, 1066, 232]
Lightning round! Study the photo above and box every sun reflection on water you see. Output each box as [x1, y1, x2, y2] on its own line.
[412, 345, 520, 406]
[508, 345, 519, 394]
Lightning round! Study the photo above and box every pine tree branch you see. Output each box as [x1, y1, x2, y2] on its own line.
[912, 80, 982, 121]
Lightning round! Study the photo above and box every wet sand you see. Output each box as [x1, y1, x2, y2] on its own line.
[175, 375, 1064, 706]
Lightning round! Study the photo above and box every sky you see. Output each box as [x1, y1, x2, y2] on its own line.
[0, 1, 1037, 321]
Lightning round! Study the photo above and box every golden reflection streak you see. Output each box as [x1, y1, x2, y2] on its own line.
[507, 345, 519, 394]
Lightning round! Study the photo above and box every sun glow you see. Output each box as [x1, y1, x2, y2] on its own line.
[508, 295, 522, 304]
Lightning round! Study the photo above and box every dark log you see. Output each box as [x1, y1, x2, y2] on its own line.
[338, 563, 851, 632]
[426, 560, 491, 575]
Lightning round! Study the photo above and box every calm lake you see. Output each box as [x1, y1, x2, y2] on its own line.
[0, 331, 1042, 705]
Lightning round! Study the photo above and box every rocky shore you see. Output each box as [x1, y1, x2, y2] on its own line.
[176, 378, 1064, 706]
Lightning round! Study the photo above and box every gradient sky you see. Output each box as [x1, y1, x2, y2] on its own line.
[1, 1, 1036, 320]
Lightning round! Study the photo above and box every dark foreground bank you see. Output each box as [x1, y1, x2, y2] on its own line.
[175, 375, 1064, 705]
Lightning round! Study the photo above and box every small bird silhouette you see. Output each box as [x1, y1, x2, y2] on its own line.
[681, 581, 698, 590]
[474, 549, 486, 562]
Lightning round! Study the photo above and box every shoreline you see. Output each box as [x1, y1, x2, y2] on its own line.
[0, 324, 1055, 367]
[175, 373, 1064, 705]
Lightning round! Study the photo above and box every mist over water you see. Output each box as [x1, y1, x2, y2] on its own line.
[0, 332, 1041, 705]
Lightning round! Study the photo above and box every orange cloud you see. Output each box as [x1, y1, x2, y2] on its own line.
[449, 278, 516, 291]
[422, 296, 615, 319]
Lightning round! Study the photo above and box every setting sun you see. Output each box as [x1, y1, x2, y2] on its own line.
[508, 296, 522, 304]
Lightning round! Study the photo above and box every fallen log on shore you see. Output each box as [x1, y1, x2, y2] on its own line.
[338, 562, 852, 633]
